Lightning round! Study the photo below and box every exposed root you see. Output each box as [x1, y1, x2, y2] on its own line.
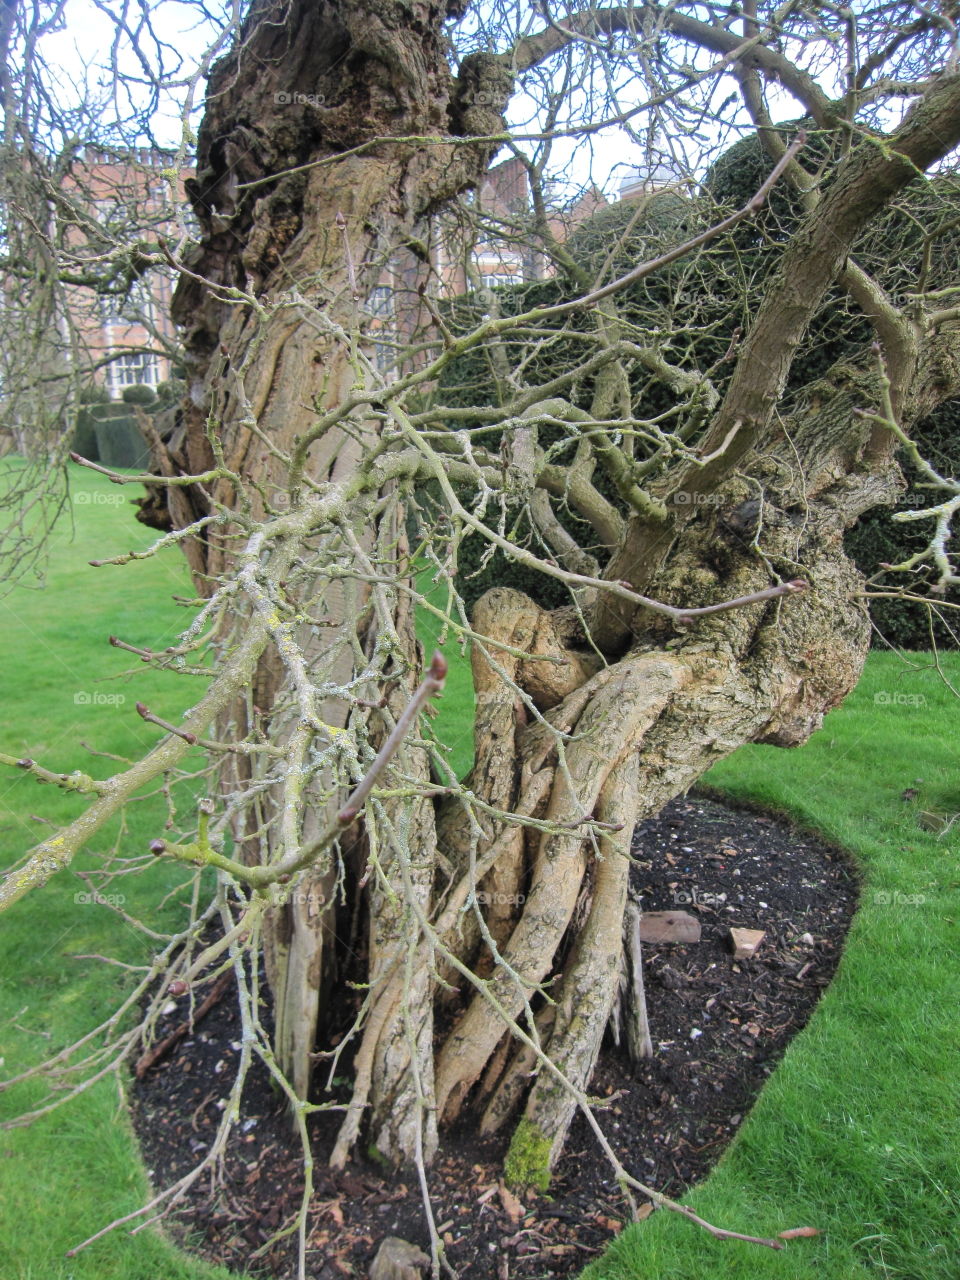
[479, 1006, 556, 1136]
[434, 653, 690, 1124]
[519, 752, 640, 1171]
[619, 901, 654, 1061]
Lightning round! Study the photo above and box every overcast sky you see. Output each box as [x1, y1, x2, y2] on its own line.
[39, 0, 799, 196]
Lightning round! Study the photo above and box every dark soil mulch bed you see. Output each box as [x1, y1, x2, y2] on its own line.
[131, 793, 858, 1278]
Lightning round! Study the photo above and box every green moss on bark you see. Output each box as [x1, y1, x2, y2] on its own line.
[504, 1117, 552, 1192]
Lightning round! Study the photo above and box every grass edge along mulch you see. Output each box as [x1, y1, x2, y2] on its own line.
[1, 464, 956, 1279]
[581, 650, 960, 1280]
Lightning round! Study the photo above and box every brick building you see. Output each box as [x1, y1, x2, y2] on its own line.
[365, 155, 610, 372]
[66, 149, 662, 391]
[65, 147, 185, 397]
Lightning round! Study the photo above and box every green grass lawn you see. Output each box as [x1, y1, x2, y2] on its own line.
[0, 460, 238, 1280]
[414, 564, 476, 780]
[584, 651, 960, 1280]
[1, 459, 958, 1280]
[0, 463, 477, 1280]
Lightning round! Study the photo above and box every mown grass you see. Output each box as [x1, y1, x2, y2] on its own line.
[414, 564, 476, 780]
[0, 460, 238, 1280]
[583, 651, 960, 1280]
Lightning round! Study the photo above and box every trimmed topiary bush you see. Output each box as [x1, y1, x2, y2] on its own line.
[121, 383, 159, 407]
[435, 131, 960, 644]
[78, 384, 112, 405]
[90, 403, 151, 469]
[155, 378, 186, 405]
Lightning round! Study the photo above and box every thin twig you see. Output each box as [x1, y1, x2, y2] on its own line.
[134, 971, 233, 1080]
[337, 652, 448, 823]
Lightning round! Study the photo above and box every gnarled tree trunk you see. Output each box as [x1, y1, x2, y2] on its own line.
[150, 0, 516, 1162]
[145, 0, 960, 1179]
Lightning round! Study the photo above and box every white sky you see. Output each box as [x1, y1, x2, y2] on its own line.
[37, 0, 919, 204]
[39, 0, 219, 151]
[38, 0, 807, 199]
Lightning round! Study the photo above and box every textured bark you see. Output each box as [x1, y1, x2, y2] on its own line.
[434, 653, 693, 1124]
[520, 752, 639, 1168]
[465, 591, 541, 952]
[352, 575, 439, 1166]
[620, 903, 654, 1063]
[154, 0, 516, 1162]
[459, 589, 598, 950]
[431, 334, 928, 1165]
[148, 0, 960, 1179]
[441, 515, 872, 1170]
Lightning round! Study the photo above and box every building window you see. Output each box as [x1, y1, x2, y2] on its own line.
[178, 203, 202, 241]
[98, 294, 124, 326]
[366, 287, 396, 373]
[367, 286, 394, 318]
[372, 338, 396, 374]
[481, 273, 517, 290]
[107, 350, 160, 395]
[94, 199, 131, 230]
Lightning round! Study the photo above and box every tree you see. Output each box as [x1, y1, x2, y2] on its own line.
[3, 0, 960, 1272]
[0, 0, 187, 584]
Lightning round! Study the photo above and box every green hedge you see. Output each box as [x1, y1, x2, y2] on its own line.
[845, 399, 960, 649]
[73, 405, 151, 469]
[434, 130, 960, 646]
[72, 383, 158, 469]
